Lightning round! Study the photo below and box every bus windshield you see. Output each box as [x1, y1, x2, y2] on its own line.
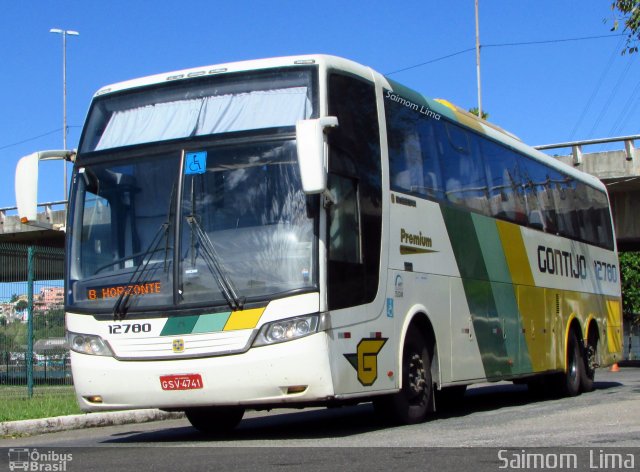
[67, 139, 316, 314]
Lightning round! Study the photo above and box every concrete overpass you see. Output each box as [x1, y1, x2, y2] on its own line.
[0, 201, 65, 248]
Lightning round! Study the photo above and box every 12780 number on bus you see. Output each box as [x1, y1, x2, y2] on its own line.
[108, 323, 152, 334]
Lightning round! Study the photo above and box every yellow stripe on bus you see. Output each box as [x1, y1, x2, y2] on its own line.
[223, 308, 265, 331]
[606, 299, 623, 354]
[496, 221, 534, 287]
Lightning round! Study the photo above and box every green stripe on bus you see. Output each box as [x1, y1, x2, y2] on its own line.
[441, 206, 488, 281]
[471, 214, 532, 374]
[442, 205, 513, 378]
[160, 315, 199, 336]
[471, 214, 511, 283]
[193, 312, 231, 333]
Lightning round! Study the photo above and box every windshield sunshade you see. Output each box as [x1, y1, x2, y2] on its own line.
[81, 68, 316, 152]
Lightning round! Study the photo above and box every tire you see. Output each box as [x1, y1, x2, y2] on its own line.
[561, 331, 582, 397]
[185, 406, 245, 434]
[373, 328, 434, 424]
[580, 341, 596, 393]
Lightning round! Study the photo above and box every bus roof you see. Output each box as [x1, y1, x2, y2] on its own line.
[92, 54, 374, 97]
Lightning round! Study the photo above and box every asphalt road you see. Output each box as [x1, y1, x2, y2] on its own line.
[1, 367, 638, 471]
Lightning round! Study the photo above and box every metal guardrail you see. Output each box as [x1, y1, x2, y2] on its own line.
[0, 200, 67, 226]
[535, 134, 639, 166]
[0, 243, 69, 397]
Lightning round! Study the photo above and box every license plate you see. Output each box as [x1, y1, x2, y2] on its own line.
[160, 373, 203, 391]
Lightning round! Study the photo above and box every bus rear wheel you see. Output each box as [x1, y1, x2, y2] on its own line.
[373, 328, 434, 424]
[580, 341, 597, 393]
[560, 331, 582, 397]
[185, 406, 245, 434]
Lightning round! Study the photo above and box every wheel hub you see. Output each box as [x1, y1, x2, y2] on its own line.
[408, 353, 426, 398]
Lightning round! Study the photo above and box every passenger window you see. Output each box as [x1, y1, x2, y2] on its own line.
[555, 177, 579, 239]
[482, 140, 525, 223]
[440, 123, 488, 213]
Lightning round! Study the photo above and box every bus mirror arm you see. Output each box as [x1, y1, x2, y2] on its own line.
[15, 150, 76, 225]
[295, 117, 338, 195]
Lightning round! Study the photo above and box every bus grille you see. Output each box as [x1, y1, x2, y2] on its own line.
[107, 329, 255, 360]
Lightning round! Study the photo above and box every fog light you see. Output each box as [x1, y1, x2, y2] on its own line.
[85, 395, 103, 404]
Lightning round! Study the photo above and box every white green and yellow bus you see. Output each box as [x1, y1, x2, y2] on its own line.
[16, 55, 623, 432]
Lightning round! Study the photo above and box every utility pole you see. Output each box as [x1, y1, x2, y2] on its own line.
[475, 0, 483, 119]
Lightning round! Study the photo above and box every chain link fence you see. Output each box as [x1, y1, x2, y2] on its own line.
[0, 243, 71, 397]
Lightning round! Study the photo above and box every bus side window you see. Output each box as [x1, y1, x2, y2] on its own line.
[589, 186, 614, 249]
[555, 177, 579, 240]
[482, 140, 526, 224]
[418, 119, 444, 200]
[440, 122, 488, 213]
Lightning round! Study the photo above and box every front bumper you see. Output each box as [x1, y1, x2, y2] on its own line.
[71, 332, 334, 411]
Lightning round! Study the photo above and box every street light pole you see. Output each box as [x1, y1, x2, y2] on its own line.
[49, 28, 79, 203]
[475, 0, 482, 119]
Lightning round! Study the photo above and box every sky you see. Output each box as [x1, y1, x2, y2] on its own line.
[1, 0, 638, 209]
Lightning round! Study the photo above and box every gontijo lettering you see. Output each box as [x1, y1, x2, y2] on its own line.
[88, 281, 162, 300]
[537, 245, 587, 279]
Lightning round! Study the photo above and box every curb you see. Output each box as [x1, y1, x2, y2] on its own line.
[0, 409, 185, 437]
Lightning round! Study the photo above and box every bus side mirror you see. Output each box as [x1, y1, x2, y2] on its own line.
[295, 117, 338, 194]
[15, 150, 74, 224]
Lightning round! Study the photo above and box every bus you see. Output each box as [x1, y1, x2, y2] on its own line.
[15, 55, 622, 432]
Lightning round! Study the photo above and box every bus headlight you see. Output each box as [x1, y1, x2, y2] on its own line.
[67, 332, 114, 357]
[253, 314, 321, 346]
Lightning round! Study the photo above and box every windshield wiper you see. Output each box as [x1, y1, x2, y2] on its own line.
[112, 222, 171, 321]
[186, 215, 244, 311]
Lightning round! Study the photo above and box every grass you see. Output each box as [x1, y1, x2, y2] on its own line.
[0, 386, 82, 422]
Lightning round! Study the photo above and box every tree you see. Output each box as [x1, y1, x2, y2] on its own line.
[619, 252, 640, 325]
[468, 107, 489, 120]
[610, 0, 640, 54]
[14, 300, 28, 312]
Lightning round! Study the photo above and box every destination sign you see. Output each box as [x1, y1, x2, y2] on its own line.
[87, 281, 162, 300]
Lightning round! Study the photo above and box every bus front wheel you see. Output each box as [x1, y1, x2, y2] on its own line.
[185, 406, 245, 434]
[373, 328, 434, 424]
